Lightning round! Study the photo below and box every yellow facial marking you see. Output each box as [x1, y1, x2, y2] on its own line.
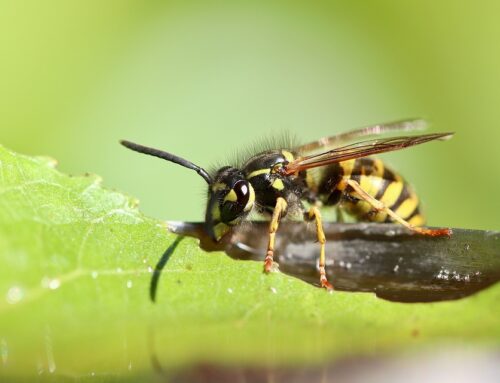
[247, 168, 270, 179]
[211, 204, 221, 221]
[244, 184, 255, 212]
[281, 150, 294, 162]
[213, 222, 230, 241]
[224, 189, 237, 202]
[272, 179, 285, 191]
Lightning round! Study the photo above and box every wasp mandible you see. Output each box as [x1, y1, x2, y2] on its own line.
[121, 119, 453, 291]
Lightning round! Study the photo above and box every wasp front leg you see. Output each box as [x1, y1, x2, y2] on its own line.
[346, 179, 452, 237]
[306, 206, 334, 291]
[264, 197, 288, 273]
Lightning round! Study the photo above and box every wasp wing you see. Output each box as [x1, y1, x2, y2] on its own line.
[283, 132, 453, 175]
[296, 118, 428, 154]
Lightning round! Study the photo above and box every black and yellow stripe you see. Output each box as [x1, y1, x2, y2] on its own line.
[315, 157, 425, 225]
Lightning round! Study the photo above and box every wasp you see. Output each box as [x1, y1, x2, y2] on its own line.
[121, 119, 453, 290]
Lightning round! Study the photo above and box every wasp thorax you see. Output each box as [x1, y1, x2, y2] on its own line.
[242, 150, 298, 209]
[205, 166, 255, 241]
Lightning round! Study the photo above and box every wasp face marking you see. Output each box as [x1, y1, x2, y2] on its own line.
[205, 167, 255, 241]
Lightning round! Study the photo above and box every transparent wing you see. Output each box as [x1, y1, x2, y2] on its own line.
[295, 118, 428, 154]
[282, 132, 453, 175]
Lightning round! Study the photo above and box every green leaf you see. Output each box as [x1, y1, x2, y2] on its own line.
[0, 145, 499, 381]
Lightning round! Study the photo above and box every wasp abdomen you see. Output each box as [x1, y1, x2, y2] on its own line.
[317, 157, 425, 226]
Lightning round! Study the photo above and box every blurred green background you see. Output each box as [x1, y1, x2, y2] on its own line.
[1, 0, 499, 230]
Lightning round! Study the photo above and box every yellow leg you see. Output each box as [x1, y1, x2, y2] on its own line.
[264, 197, 288, 273]
[347, 179, 452, 237]
[308, 206, 333, 291]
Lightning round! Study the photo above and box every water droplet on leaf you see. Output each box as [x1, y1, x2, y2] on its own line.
[48, 279, 60, 290]
[6, 286, 24, 304]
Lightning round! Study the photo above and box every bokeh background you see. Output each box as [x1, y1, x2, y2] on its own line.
[1, 0, 499, 230]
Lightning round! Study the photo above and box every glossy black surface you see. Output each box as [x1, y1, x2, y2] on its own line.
[167, 221, 500, 302]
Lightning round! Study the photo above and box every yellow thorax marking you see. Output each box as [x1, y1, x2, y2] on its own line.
[272, 179, 285, 190]
[281, 150, 294, 162]
[247, 168, 270, 179]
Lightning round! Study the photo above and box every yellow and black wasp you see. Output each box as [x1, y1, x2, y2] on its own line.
[121, 119, 452, 290]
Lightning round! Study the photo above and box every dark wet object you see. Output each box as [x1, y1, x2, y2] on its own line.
[167, 221, 500, 302]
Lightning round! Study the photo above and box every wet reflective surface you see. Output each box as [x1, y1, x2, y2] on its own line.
[167, 222, 500, 302]
[155, 349, 500, 383]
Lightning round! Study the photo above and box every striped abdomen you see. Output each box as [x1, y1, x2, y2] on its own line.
[316, 157, 425, 226]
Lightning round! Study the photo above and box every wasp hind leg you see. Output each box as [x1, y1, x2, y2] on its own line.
[264, 197, 288, 273]
[306, 206, 334, 291]
[346, 179, 452, 237]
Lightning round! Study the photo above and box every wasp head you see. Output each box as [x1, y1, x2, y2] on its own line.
[205, 166, 255, 241]
[119, 140, 255, 242]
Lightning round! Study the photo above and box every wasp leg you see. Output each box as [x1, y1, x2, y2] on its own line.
[307, 206, 334, 291]
[264, 197, 288, 273]
[346, 179, 452, 237]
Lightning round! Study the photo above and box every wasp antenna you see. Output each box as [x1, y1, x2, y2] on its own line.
[120, 140, 213, 184]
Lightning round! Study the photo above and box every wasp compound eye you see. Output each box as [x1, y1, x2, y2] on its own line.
[220, 180, 254, 223]
[233, 180, 250, 207]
